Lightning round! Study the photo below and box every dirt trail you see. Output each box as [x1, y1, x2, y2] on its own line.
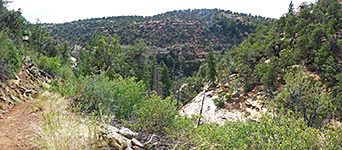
[0, 102, 40, 150]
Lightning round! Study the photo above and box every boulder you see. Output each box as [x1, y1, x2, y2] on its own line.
[24, 56, 34, 66]
[100, 124, 144, 149]
[28, 66, 40, 77]
[133, 146, 142, 150]
[245, 98, 262, 111]
[264, 59, 271, 64]
[109, 139, 122, 150]
[132, 138, 144, 147]
[223, 82, 230, 88]
[119, 127, 138, 139]
[108, 131, 128, 147]
[11, 80, 20, 87]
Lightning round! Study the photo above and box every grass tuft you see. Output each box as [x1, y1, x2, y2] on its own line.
[32, 91, 101, 150]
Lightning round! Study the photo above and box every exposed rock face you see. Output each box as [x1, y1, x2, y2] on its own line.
[0, 58, 52, 115]
[179, 81, 268, 125]
[100, 124, 144, 150]
[179, 90, 247, 125]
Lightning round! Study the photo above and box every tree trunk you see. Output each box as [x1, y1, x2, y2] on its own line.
[197, 89, 206, 127]
[156, 63, 160, 96]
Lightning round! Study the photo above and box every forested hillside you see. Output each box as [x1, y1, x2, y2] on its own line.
[45, 9, 273, 76]
[226, 0, 342, 121]
[1, 0, 342, 149]
[47, 9, 273, 49]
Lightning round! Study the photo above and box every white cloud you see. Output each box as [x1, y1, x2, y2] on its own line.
[8, 0, 317, 23]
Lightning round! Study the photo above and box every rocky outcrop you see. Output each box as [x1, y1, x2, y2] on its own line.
[0, 57, 52, 118]
[179, 77, 268, 125]
[179, 90, 248, 125]
[99, 124, 144, 150]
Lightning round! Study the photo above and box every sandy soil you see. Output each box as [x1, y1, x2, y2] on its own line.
[0, 102, 41, 150]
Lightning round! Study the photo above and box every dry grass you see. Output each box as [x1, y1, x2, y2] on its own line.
[32, 91, 101, 150]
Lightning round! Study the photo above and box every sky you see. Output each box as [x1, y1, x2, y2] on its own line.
[8, 0, 317, 24]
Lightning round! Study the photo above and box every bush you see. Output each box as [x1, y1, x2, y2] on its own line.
[137, 93, 177, 134]
[36, 55, 61, 75]
[273, 70, 332, 127]
[225, 94, 232, 100]
[0, 31, 21, 79]
[168, 113, 341, 149]
[213, 98, 225, 108]
[77, 73, 146, 120]
[218, 92, 226, 98]
[56, 66, 75, 81]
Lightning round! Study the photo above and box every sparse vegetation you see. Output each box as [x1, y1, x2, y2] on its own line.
[33, 91, 101, 150]
[224, 94, 232, 100]
[0, 0, 341, 149]
[213, 98, 225, 108]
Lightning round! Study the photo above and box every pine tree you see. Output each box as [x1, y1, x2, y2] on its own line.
[160, 61, 171, 98]
[146, 56, 156, 94]
[288, 0, 294, 15]
[206, 45, 217, 86]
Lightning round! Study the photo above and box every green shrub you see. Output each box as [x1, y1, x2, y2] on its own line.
[137, 93, 177, 134]
[273, 70, 332, 127]
[56, 66, 75, 80]
[36, 55, 61, 75]
[218, 92, 226, 98]
[168, 113, 341, 149]
[50, 77, 83, 98]
[213, 98, 225, 108]
[225, 94, 232, 100]
[0, 31, 21, 79]
[77, 73, 146, 120]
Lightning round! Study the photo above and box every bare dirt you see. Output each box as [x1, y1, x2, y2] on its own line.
[0, 102, 41, 150]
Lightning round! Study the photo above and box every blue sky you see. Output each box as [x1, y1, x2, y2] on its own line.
[8, 0, 317, 24]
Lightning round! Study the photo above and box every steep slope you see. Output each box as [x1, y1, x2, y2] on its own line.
[182, 0, 342, 125]
[48, 9, 273, 48]
[229, 0, 342, 94]
[45, 9, 273, 73]
[0, 62, 52, 150]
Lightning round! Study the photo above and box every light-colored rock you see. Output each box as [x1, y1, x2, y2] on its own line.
[28, 66, 40, 77]
[12, 80, 20, 86]
[70, 57, 77, 68]
[100, 124, 144, 149]
[42, 82, 51, 89]
[217, 89, 228, 95]
[133, 146, 142, 150]
[229, 74, 237, 80]
[109, 139, 123, 150]
[108, 131, 126, 147]
[126, 147, 133, 150]
[119, 127, 138, 139]
[122, 138, 132, 149]
[223, 82, 230, 88]
[257, 92, 266, 96]
[264, 59, 271, 64]
[25, 89, 33, 94]
[24, 56, 34, 66]
[131, 138, 144, 147]
[179, 90, 247, 125]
